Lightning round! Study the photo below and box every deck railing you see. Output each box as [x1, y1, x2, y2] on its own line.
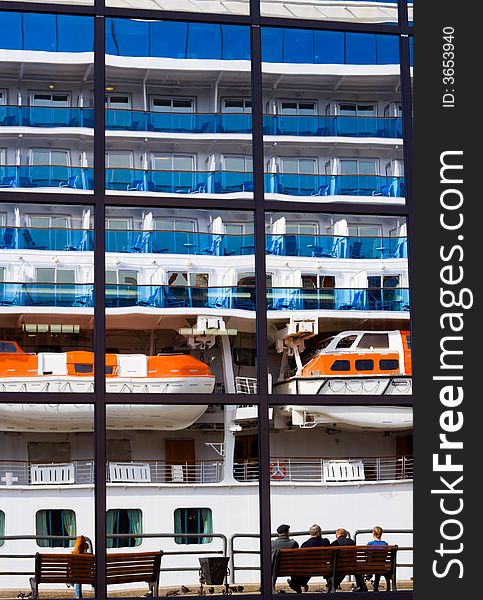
[0, 456, 412, 486]
[0, 283, 409, 312]
[1, 106, 403, 139]
[0, 226, 407, 260]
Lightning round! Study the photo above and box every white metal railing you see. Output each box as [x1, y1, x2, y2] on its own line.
[239, 456, 413, 483]
[0, 456, 412, 486]
[0, 460, 224, 485]
[235, 377, 257, 394]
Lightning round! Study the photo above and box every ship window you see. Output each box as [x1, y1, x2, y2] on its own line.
[0, 341, 17, 353]
[330, 360, 351, 372]
[106, 509, 142, 548]
[379, 359, 399, 370]
[355, 359, 374, 371]
[36, 509, 76, 548]
[406, 335, 412, 349]
[335, 335, 357, 349]
[74, 363, 93, 373]
[174, 508, 213, 545]
[357, 333, 389, 349]
[0, 511, 4, 547]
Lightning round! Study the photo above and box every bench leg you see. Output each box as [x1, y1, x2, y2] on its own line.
[29, 577, 38, 599]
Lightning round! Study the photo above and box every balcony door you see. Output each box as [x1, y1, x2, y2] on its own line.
[165, 439, 195, 483]
[339, 159, 378, 195]
[106, 151, 133, 191]
[28, 214, 70, 251]
[35, 267, 75, 307]
[337, 102, 376, 136]
[152, 154, 195, 192]
[278, 100, 316, 135]
[105, 94, 132, 129]
[31, 92, 70, 127]
[106, 269, 138, 307]
[280, 157, 317, 195]
[29, 149, 70, 187]
[153, 218, 196, 254]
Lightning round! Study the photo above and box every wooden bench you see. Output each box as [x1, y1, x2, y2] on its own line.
[272, 545, 398, 593]
[272, 547, 336, 591]
[334, 545, 398, 592]
[30, 551, 162, 598]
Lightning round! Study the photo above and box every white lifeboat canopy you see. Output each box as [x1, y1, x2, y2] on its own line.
[0, 404, 208, 432]
[285, 405, 413, 430]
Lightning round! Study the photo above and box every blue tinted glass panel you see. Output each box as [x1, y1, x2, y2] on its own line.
[314, 31, 345, 64]
[110, 18, 149, 57]
[58, 16, 93, 52]
[150, 21, 188, 59]
[409, 37, 414, 66]
[0, 12, 22, 50]
[376, 35, 399, 64]
[187, 24, 221, 59]
[283, 29, 314, 63]
[23, 14, 57, 52]
[346, 33, 377, 65]
[222, 26, 250, 60]
[261, 28, 283, 63]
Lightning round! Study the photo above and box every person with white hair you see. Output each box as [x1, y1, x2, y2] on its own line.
[287, 524, 330, 593]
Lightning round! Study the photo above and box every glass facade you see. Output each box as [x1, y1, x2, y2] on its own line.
[0, 1, 413, 597]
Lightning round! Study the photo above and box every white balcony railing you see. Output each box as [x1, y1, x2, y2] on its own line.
[0, 456, 412, 486]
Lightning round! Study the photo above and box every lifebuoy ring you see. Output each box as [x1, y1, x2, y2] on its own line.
[270, 462, 287, 480]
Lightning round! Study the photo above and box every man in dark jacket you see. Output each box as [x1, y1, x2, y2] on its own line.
[330, 528, 368, 592]
[287, 524, 330, 593]
[272, 524, 299, 553]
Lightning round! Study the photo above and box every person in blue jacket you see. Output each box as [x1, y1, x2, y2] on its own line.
[367, 526, 389, 592]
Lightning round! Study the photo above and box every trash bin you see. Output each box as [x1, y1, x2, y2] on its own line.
[198, 556, 230, 585]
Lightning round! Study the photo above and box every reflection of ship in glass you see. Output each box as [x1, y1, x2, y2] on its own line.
[0, 402, 413, 591]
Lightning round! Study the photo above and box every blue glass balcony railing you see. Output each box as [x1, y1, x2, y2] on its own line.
[1, 106, 402, 140]
[104, 169, 404, 197]
[0, 166, 94, 190]
[0, 284, 409, 313]
[0, 283, 94, 308]
[0, 106, 94, 128]
[265, 174, 405, 197]
[265, 235, 407, 259]
[105, 230, 254, 256]
[263, 115, 403, 138]
[267, 288, 410, 312]
[105, 169, 254, 194]
[0, 227, 94, 252]
[106, 110, 252, 134]
[107, 285, 257, 310]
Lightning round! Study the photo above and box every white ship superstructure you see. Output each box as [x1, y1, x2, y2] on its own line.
[0, 5, 413, 596]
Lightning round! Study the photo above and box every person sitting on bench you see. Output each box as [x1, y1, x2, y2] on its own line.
[330, 528, 368, 593]
[367, 526, 389, 592]
[287, 524, 330, 593]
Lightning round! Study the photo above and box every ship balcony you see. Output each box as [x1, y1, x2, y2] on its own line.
[0, 284, 410, 313]
[103, 170, 405, 198]
[0, 106, 402, 140]
[0, 167, 404, 198]
[0, 226, 94, 252]
[0, 106, 94, 129]
[0, 456, 412, 487]
[0, 165, 93, 191]
[0, 227, 407, 259]
[267, 287, 410, 312]
[266, 234, 407, 259]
